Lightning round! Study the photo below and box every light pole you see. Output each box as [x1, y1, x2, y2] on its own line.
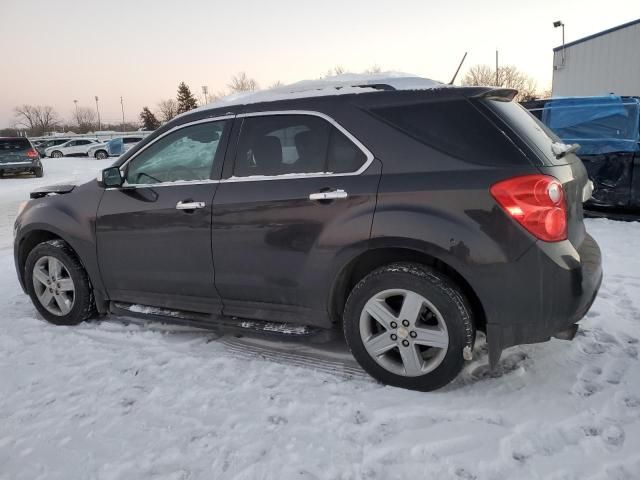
[73, 99, 79, 118]
[120, 96, 125, 132]
[94, 95, 101, 131]
[554, 20, 565, 66]
[202, 85, 209, 104]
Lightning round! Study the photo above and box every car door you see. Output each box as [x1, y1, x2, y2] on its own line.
[96, 118, 232, 313]
[211, 112, 381, 326]
[61, 140, 76, 154]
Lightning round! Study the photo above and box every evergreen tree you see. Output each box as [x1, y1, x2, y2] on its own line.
[139, 107, 160, 130]
[176, 82, 198, 114]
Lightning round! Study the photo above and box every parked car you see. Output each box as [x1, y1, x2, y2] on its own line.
[13, 77, 602, 391]
[44, 138, 98, 158]
[0, 137, 43, 177]
[88, 136, 144, 159]
[34, 138, 72, 157]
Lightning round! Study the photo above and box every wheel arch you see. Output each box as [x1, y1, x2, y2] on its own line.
[329, 244, 487, 334]
[15, 227, 108, 314]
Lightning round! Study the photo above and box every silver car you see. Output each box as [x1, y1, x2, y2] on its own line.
[88, 136, 144, 159]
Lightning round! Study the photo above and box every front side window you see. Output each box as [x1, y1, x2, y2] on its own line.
[233, 114, 367, 178]
[125, 121, 227, 185]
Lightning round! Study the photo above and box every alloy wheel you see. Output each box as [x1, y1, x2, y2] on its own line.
[32, 256, 75, 316]
[359, 288, 449, 377]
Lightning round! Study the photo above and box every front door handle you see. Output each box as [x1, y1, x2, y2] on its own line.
[309, 189, 348, 201]
[176, 201, 206, 210]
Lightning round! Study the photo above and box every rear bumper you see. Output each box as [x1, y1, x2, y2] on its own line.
[0, 161, 39, 173]
[484, 233, 602, 366]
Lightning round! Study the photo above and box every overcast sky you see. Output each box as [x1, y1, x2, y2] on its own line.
[1, 0, 638, 128]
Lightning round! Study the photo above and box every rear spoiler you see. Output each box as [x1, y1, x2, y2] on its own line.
[470, 88, 518, 102]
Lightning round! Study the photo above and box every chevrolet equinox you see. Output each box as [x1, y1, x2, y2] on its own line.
[13, 78, 602, 391]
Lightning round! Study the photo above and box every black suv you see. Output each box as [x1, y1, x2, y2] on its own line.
[13, 81, 602, 391]
[0, 137, 43, 177]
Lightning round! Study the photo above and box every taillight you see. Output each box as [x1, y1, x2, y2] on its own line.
[490, 174, 567, 242]
[26, 149, 39, 158]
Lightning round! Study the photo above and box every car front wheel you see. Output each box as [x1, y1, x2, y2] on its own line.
[343, 263, 475, 391]
[95, 150, 108, 160]
[51, 151, 63, 158]
[25, 240, 96, 325]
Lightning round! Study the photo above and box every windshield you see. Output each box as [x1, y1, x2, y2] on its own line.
[0, 138, 31, 151]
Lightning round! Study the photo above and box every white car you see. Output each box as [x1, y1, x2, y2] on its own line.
[44, 138, 99, 158]
[87, 136, 144, 160]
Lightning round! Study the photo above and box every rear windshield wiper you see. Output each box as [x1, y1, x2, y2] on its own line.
[551, 142, 580, 159]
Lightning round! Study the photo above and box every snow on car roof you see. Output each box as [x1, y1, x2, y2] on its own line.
[186, 72, 446, 116]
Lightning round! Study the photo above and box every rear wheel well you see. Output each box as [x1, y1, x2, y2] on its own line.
[331, 248, 486, 333]
[17, 230, 64, 282]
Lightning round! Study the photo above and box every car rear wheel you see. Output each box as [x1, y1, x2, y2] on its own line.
[343, 262, 475, 391]
[95, 150, 108, 160]
[25, 240, 96, 325]
[34, 167, 43, 178]
[51, 150, 63, 158]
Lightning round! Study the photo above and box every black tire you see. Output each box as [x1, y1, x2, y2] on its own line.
[34, 167, 43, 178]
[51, 151, 63, 158]
[95, 150, 108, 160]
[343, 262, 475, 391]
[24, 240, 97, 326]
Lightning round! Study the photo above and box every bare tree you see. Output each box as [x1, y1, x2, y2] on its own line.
[268, 80, 284, 89]
[324, 65, 346, 78]
[157, 98, 179, 122]
[14, 105, 60, 136]
[461, 64, 538, 101]
[364, 64, 382, 74]
[227, 72, 259, 93]
[72, 107, 97, 133]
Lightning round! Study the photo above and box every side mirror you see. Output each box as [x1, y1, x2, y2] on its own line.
[99, 166, 124, 188]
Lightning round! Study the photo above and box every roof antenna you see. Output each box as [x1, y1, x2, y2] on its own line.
[448, 51, 468, 85]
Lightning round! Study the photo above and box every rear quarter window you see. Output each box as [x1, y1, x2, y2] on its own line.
[485, 99, 564, 165]
[368, 99, 527, 165]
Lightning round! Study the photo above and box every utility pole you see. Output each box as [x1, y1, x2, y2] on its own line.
[202, 86, 209, 104]
[120, 96, 125, 132]
[94, 96, 101, 131]
[495, 50, 499, 86]
[73, 99, 79, 120]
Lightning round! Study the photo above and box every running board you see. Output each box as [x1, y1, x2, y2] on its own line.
[109, 301, 324, 338]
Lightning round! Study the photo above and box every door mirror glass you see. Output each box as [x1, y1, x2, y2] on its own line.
[101, 166, 123, 188]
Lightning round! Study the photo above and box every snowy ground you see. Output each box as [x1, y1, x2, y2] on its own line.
[1, 158, 639, 480]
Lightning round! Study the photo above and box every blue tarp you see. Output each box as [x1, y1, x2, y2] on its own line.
[541, 95, 640, 155]
[107, 138, 124, 156]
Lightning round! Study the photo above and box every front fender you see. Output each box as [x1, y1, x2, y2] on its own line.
[14, 181, 105, 301]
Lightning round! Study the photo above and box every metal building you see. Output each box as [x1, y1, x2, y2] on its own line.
[552, 19, 640, 97]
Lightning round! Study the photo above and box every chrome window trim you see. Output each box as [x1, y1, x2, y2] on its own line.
[108, 110, 374, 189]
[116, 115, 235, 188]
[221, 110, 374, 183]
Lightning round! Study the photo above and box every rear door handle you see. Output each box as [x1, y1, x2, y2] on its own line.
[176, 201, 206, 210]
[309, 189, 348, 201]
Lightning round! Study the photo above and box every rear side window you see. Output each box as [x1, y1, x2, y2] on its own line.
[369, 99, 525, 165]
[486, 99, 564, 165]
[0, 138, 30, 151]
[233, 114, 367, 177]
